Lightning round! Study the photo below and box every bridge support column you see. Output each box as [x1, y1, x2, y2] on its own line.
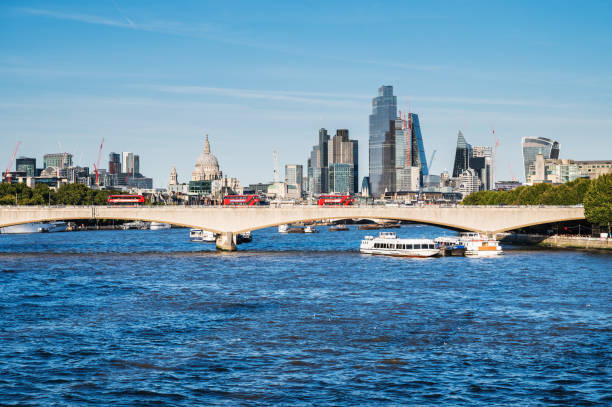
[216, 232, 237, 252]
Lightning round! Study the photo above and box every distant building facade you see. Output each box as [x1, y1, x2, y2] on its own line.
[15, 157, 36, 177]
[285, 164, 303, 196]
[44, 153, 73, 169]
[458, 168, 481, 198]
[108, 153, 121, 174]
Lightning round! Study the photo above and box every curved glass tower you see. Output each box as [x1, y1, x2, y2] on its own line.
[522, 137, 560, 182]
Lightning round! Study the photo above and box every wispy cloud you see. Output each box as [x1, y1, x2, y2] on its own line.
[410, 96, 574, 110]
[144, 85, 369, 108]
[15, 7, 216, 36]
[145, 84, 578, 110]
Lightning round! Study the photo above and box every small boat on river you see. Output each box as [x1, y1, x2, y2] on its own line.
[304, 225, 318, 233]
[150, 222, 171, 230]
[190, 229, 216, 242]
[434, 236, 466, 256]
[459, 232, 503, 257]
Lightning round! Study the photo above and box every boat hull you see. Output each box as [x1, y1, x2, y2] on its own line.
[360, 248, 439, 258]
[1, 222, 53, 234]
[465, 249, 503, 257]
[150, 222, 171, 230]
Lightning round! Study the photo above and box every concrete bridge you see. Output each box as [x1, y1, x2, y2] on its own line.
[0, 205, 585, 251]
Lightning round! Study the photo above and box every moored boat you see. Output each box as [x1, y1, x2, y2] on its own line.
[150, 222, 171, 230]
[434, 236, 466, 256]
[0, 221, 67, 234]
[190, 229, 216, 242]
[360, 232, 439, 257]
[0, 222, 47, 234]
[459, 232, 503, 257]
[329, 224, 349, 232]
[237, 231, 252, 243]
[304, 225, 318, 233]
[278, 224, 289, 234]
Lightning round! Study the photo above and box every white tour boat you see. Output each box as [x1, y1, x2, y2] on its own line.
[48, 221, 67, 233]
[189, 229, 216, 242]
[459, 232, 503, 257]
[304, 225, 318, 233]
[0, 221, 67, 234]
[150, 222, 171, 230]
[278, 224, 289, 233]
[360, 232, 440, 258]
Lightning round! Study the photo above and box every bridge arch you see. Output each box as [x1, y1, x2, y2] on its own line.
[0, 205, 586, 250]
[233, 216, 472, 234]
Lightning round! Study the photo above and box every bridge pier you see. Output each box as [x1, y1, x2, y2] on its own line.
[216, 232, 237, 251]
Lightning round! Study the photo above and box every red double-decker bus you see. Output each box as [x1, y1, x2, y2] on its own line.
[107, 195, 145, 205]
[317, 195, 354, 206]
[222, 194, 261, 206]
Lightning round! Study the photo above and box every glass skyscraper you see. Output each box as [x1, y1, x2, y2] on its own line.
[369, 85, 397, 196]
[521, 137, 560, 182]
[452, 131, 472, 178]
[406, 113, 428, 180]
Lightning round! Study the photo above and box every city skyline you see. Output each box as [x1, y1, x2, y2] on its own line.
[2, 1, 612, 187]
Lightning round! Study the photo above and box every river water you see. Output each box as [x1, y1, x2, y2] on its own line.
[0, 225, 610, 405]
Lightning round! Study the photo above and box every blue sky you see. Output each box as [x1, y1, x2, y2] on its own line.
[1, 0, 611, 187]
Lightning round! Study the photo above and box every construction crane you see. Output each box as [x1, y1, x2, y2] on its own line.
[428, 149, 437, 172]
[93, 138, 105, 186]
[492, 127, 499, 184]
[507, 161, 516, 181]
[4, 141, 21, 183]
[273, 150, 280, 183]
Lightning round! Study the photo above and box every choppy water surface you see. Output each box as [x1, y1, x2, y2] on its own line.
[1, 225, 610, 405]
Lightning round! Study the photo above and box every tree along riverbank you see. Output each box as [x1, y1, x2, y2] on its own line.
[463, 175, 612, 235]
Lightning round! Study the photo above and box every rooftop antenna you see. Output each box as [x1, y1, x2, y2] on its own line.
[273, 150, 280, 183]
[492, 127, 499, 184]
[406, 96, 412, 166]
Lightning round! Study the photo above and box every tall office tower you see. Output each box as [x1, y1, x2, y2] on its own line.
[285, 164, 303, 195]
[369, 85, 397, 196]
[122, 152, 134, 173]
[522, 137, 560, 182]
[318, 128, 329, 193]
[108, 153, 121, 174]
[43, 153, 73, 169]
[16, 157, 36, 177]
[308, 145, 323, 195]
[307, 129, 330, 195]
[472, 146, 493, 190]
[133, 155, 140, 175]
[394, 113, 429, 191]
[328, 129, 358, 194]
[452, 131, 472, 178]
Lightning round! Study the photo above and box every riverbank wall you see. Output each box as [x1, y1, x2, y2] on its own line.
[498, 233, 612, 251]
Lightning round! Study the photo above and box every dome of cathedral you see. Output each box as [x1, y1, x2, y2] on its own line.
[192, 135, 222, 181]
